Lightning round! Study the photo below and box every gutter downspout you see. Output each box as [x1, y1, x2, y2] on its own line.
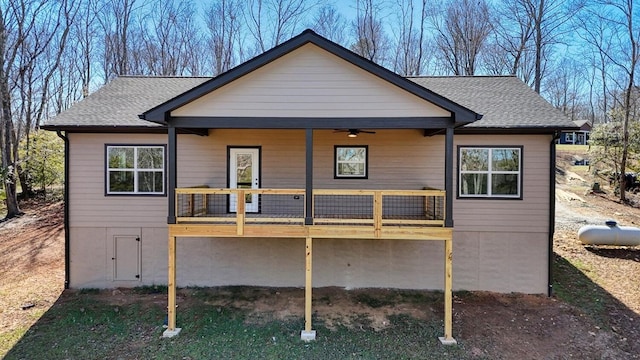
[56, 130, 70, 289]
[548, 131, 560, 297]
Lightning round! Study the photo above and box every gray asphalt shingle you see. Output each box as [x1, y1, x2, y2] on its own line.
[409, 75, 575, 128]
[44, 76, 210, 128]
[44, 75, 574, 130]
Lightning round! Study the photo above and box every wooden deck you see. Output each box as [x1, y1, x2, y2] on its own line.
[166, 188, 456, 344]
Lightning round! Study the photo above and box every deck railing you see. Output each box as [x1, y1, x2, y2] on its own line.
[176, 188, 445, 228]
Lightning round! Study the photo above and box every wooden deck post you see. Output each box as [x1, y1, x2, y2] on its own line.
[163, 235, 181, 337]
[373, 191, 382, 238]
[236, 190, 245, 236]
[301, 236, 316, 341]
[439, 237, 456, 345]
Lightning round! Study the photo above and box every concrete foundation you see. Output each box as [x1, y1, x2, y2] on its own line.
[163, 328, 182, 338]
[438, 336, 457, 345]
[300, 330, 316, 341]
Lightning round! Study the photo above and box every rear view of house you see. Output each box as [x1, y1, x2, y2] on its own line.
[43, 30, 574, 341]
[559, 120, 591, 145]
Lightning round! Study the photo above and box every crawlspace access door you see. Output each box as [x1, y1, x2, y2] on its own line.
[113, 235, 141, 281]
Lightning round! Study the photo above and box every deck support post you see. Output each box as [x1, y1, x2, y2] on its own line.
[236, 190, 245, 235]
[301, 236, 316, 341]
[439, 237, 456, 345]
[163, 235, 181, 338]
[373, 191, 382, 238]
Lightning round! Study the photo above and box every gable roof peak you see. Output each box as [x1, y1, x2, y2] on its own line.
[140, 29, 481, 125]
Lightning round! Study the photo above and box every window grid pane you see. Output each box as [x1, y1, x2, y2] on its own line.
[336, 147, 367, 177]
[460, 147, 520, 198]
[107, 146, 164, 195]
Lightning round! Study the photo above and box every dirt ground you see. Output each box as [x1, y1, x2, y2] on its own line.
[0, 200, 65, 354]
[1, 150, 640, 358]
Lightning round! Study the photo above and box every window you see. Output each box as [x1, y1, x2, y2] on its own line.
[458, 147, 522, 198]
[565, 133, 574, 143]
[106, 145, 165, 195]
[335, 146, 368, 178]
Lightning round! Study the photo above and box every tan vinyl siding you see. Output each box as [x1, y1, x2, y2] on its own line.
[70, 130, 446, 229]
[70, 132, 550, 231]
[70, 226, 545, 292]
[171, 44, 450, 119]
[453, 231, 547, 293]
[69, 133, 169, 228]
[68, 131, 551, 293]
[69, 227, 168, 288]
[453, 134, 551, 233]
[174, 129, 445, 191]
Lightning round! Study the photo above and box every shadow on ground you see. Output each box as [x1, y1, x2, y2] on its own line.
[3, 254, 640, 359]
[584, 246, 640, 262]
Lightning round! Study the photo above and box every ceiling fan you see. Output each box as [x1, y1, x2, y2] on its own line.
[333, 129, 377, 138]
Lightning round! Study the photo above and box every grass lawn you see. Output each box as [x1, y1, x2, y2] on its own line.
[3, 289, 467, 360]
[556, 144, 589, 152]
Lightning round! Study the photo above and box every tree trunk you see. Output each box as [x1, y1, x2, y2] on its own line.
[0, 7, 22, 219]
[534, 0, 544, 93]
[1, 88, 23, 218]
[618, 0, 637, 203]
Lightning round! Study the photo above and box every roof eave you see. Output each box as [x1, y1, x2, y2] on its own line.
[41, 124, 167, 133]
[456, 125, 578, 135]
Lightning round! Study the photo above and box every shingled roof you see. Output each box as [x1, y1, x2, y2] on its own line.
[43, 74, 574, 132]
[41, 76, 210, 131]
[409, 76, 576, 130]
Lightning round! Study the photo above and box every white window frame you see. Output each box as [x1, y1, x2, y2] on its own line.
[458, 146, 522, 199]
[106, 145, 166, 195]
[565, 132, 574, 143]
[334, 145, 368, 179]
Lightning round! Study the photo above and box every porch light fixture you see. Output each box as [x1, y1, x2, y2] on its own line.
[347, 129, 358, 138]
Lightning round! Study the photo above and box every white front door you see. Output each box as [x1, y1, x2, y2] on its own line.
[229, 148, 260, 213]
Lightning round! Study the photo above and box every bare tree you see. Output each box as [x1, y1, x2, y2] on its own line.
[507, 0, 582, 93]
[309, 5, 348, 46]
[351, 0, 389, 65]
[431, 0, 492, 75]
[244, 0, 312, 54]
[579, 0, 638, 202]
[492, 0, 535, 77]
[97, 0, 140, 81]
[206, 0, 244, 75]
[0, 0, 77, 218]
[543, 58, 589, 120]
[392, 0, 430, 76]
[604, 0, 637, 202]
[182, 6, 207, 76]
[576, 4, 618, 123]
[73, 0, 100, 98]
[139, 1, 200, 76]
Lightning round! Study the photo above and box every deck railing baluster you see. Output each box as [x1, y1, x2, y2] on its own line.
[174, 188, 446, 228]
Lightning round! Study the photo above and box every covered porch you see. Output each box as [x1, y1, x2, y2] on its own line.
[162, 126, 458, 344]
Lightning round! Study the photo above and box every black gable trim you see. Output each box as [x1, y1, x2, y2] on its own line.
[140, 29, 481, 126]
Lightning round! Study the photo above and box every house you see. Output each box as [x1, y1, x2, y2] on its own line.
[42, 30, 575, 342]
[558, 120, 591, 145]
